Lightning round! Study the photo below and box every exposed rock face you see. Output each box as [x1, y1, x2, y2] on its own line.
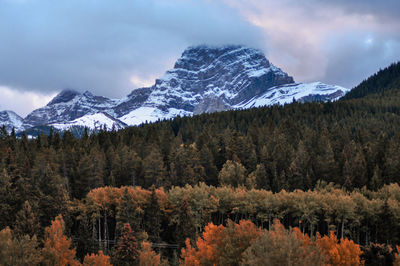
[1, 45, 349, 132]
[0, 111, 24, 132]
[193, 97, 231, 115]
[116, 45, 295, 117]
[23, 90, 118, 128]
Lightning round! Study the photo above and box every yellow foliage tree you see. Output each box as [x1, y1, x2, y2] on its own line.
[83, 251, 112, 266]
[242, 220, 325, 266]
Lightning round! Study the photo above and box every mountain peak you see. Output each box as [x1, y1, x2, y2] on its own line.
[47, 89, 81, 106]
[83, 90, 94, 97]
[175, 45, 267, 70]
[0, 110, 24, 132]
[184, 44, 245, 52]
[1, 45, 349, 133]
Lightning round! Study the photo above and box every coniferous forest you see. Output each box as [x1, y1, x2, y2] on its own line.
[1, 63, 400, 265]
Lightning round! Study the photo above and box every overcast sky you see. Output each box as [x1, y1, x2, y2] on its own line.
[0, 0, 399, 117]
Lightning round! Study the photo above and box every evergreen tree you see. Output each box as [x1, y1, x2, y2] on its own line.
[112, 223, 139, 266]
[173, 198, 196, 247]
[143, 149, 167, 188]
[116, 188, 143, 236]
[13, 200, 40, 238]
[0, 169, 14, 229]
[144, 188, 162, 243]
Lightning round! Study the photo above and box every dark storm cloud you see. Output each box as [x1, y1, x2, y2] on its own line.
[0, 0, 264, 98]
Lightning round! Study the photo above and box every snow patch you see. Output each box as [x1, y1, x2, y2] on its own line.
[50, 113, 126, 131]
[120, 107, 191, 126]
[235, 82, 350, 108]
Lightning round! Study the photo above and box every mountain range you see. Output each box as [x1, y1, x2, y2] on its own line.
[0, 45, 349, 133]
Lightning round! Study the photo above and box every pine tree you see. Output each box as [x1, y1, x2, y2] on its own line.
[143, 148, 167, 188]
[116, 188, 143, 236]
[113, 223, 139, 266]
[173, 198, 196, 247]
[0, 169, 14, 229]
[75, 146, 105, 198]
[144, 188, 162, 243]
[247, 164, 269, 190]
[13, 200, 40, 238]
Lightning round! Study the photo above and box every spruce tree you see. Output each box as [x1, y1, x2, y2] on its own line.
[144, 188, 162, 243]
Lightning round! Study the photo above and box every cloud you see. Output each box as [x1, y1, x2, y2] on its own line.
[309, 0, 400, 21]
[0, 86, 56, 117]
[221, 0, 400, 88]
[0, 0, 399, 116]
[0, 0, 264, 99]
[323, 33, 400, 86]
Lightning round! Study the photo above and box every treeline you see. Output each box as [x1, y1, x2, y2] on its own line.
[0, 213, 370, 266]
[75, 183, 400, 253]
[3, 184, 400, 265]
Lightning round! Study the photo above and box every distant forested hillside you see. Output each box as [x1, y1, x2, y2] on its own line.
[342, 61, 400, 100]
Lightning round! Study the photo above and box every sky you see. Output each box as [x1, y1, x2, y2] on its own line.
[0, 0, 399, 117]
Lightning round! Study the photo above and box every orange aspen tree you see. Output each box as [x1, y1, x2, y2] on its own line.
[42, 214, 80, 266]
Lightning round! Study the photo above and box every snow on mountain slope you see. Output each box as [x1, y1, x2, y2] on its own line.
[50, 113, 127, 131]
[114, 45, 348, 124]
[0, 110, 24, 132]
[23, 90, 118, 128]
[114, 45, 295, 118]
[119, 107, 192, 125]
[236, 82, 350, 108]
[1, 45, 350, 132]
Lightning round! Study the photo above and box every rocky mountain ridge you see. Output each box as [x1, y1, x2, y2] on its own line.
[0, 45, 349, 133]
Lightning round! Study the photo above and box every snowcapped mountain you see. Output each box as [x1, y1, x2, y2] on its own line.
[50, 112, 127, 131]
[23, 90, 118, 129]
[1, 45, 350, 133]
[0, 111, 24, 132]
[113, 45, 348, 125]
[114, 45, 295, 119]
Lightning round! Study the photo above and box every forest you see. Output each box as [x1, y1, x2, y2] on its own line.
[0, 62, 400, 265]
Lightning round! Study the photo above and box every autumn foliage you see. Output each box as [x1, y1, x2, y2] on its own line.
[242, 220, 325, 266]
[181, 219, 261, 265]
[112, 223, 139, 266]
[138, 241, 162, 266]
[181, 219, 367, 266]
[315, 231, 364, 266]
[42, 214, 80, 266]
[83, 251, 112, 266]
